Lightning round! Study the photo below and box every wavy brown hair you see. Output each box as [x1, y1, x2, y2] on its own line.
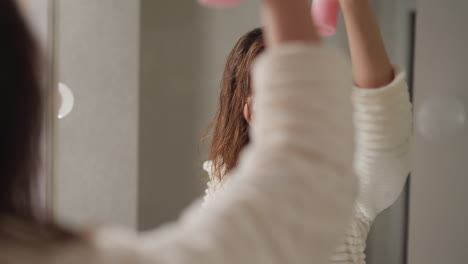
[207, 28, 265, 182]
[0, 0, 74, 244]
[0, 0, 43, 221]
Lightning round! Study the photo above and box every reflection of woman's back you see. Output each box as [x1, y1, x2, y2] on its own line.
[204, 28, 412, 264]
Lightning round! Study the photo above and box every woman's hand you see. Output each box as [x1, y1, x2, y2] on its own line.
[261, 0, 321, 48]
[340, 0, 394, 88]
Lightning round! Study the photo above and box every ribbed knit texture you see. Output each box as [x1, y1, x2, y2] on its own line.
[204, 67, 412, 264]
[2, 44, 387, 264]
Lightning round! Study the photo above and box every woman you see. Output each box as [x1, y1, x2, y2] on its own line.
[204, 0, 412, 263]
[1, 0, 358, 263]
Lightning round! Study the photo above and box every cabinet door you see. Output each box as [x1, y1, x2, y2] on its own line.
[409, 1, 468, 263]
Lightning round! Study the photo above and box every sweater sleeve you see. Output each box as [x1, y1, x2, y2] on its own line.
[352, 67, 412, 220]
[203, 66, 412, 264]
[204, 70, 412, 218]
[89, 44, 357, 264]
[330, 67, 412, 264]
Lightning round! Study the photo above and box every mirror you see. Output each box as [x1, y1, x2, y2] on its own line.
[26, 0, 468, 263]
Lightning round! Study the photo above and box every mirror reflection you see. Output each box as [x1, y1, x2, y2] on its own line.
[53, 2, 415, 264]
[3, 0, 467, 264]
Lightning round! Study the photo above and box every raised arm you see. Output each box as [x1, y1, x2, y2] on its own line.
[90, 1, 357, 264]
[340, 0, 394, 88]
[326, 2, 412, 263]
[262, 0, 320, 46]
[339, 0, 412, 219]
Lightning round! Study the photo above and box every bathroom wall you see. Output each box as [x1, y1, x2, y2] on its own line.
[138, 0, 206, 230]
[54, 0, 140, 228]
[409, 1, 468, 263]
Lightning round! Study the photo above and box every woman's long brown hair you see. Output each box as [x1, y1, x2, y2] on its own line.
[0, 0, 73, 243]
[207, 28, 265, 182]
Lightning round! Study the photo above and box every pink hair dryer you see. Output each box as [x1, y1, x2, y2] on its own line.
[312, 0, 340, 36]
[198, 0, 340, 37]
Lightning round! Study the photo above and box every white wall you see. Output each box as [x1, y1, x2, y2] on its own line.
[138, 0, 206, 230]
[409, 1, 468, 263]
[54, 0, 140, 228]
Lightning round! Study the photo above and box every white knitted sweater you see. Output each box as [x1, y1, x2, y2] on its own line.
[203, 64, 412, 264]
[1, 44, 410, 264]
